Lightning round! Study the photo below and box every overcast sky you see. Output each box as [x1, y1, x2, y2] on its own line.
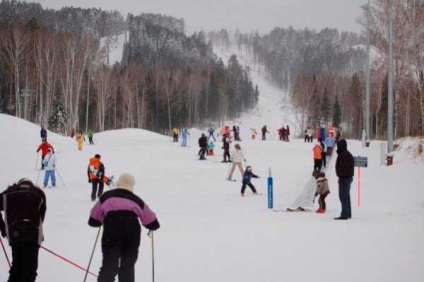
[35, 0, 366, 34]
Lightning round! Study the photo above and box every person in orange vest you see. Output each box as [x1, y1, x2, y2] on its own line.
[87, 154, 105, 201]
[313, 142, 322, 175]
[36, 140, 55, 170]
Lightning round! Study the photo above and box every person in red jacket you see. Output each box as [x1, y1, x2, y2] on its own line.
[36, 140, 54, 170]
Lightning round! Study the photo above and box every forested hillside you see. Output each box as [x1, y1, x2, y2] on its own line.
[0, 0, 258, 134]
[209, 0, 424, 140]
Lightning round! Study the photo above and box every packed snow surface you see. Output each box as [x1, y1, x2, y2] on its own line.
[0, 113, 423, 282]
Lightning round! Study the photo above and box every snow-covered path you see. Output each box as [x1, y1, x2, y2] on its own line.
[0, 113, 423, 282]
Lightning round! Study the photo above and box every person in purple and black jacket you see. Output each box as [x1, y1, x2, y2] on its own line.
[88, 173, 160, 282]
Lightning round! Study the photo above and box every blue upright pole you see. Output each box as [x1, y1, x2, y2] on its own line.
[268, 168, 273, 209]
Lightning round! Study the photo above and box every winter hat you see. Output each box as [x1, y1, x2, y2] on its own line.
[17, 178, 34, 188]
[116, 173, 136, 192]
[94, 154, 101, 159]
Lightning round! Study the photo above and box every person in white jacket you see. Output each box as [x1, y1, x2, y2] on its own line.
[227, 143, 246, 181]
[42, 148, 57, 188]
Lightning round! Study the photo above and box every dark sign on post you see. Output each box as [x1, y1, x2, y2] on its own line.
[354, 156, 368, 168]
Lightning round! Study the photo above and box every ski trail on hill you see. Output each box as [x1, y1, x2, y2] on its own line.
[213, 44, 299, 138]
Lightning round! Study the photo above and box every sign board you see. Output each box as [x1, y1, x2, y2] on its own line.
[267, 177, 273, 209]
[354, 156, 368, 168]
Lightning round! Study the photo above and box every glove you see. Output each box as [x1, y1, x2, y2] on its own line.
[0, 226, 6, 238]
[88, 179, 92, 183]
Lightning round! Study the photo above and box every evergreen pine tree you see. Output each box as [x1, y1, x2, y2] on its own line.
[48, 98, 66, 133]
[332, 95, 342, 128]
[321, 88, 330, 125]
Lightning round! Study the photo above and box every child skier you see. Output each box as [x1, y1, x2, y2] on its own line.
[208, 138, 215, 156]
[250, 128, 257, 140]
[42, 148, 56, 188]
[241, 166, 260, 196]
[76, 130, 85, 151]
[313, 142, 322, 174]
[314, 172, 330, 213]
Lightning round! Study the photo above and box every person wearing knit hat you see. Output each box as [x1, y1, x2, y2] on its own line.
[115, 173, 135, 192]
[88, 173, 160, 281]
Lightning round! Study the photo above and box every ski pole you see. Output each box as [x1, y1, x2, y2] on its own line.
[39, 245, 97, 277]
[36, 169, 42, 186]
[83, 227, 102, 282]
[35, 152, 39, 170]
[148, 231, 155, 282]
[226, 161, 232, 180]
[0, 236, 11, 268]
[56, 168, 66, 186]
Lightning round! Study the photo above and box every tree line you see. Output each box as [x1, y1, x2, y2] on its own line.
[0, 1, 258, 134]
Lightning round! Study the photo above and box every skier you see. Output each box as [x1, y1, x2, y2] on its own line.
[232, 125, 240, 141]
[325, 134, 336, 157]
[286, 125, 290, 141]
[241, 166, 260, 196]
[307, 128, 313, 143]
[207, 127, 216, 141]
[0, 178, 46, 282]
[319, 138, 327, 168]
[36, 139, 55, 169]
[181, 128, 190, 147]
[282, 126, 287, 141]
[250, 128, 257, 140]
[40, 126, 47, 141]
[334, 139, 354, 220]
[88, 173, 160, 282]
[261, 125, 269, 140]
[227, 143, 246, 181]
[172, 128, 179, 142]
[314, 172, 330, 213]
[221, 134, 231, 163]
[88, 154, 106, 201]
[198, 133, 208, 160]
[76, 130, 85, 151]
[277, 127, 283, 141]
[87, 129, 94, 145]
[42, 148, 57, 188]
[207, 138, 215, 156]
[70, 127, 75, 138]
[313, 142, 322, 174]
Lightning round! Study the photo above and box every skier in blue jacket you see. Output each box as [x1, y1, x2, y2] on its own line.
[241, 166, 260, 196]
[181, 129, 190, 147]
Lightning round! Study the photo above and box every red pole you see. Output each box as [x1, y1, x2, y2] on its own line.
[358, 167, 361, 207]
[40, 245, 98, 277]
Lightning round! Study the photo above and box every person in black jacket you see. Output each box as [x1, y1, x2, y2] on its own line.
[89, 173, 160, 282]
[0, 178, 47, 282]
[221, 134, 231, 162]
[198, 134, 208, 160]
[334, 139, 354, 220]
